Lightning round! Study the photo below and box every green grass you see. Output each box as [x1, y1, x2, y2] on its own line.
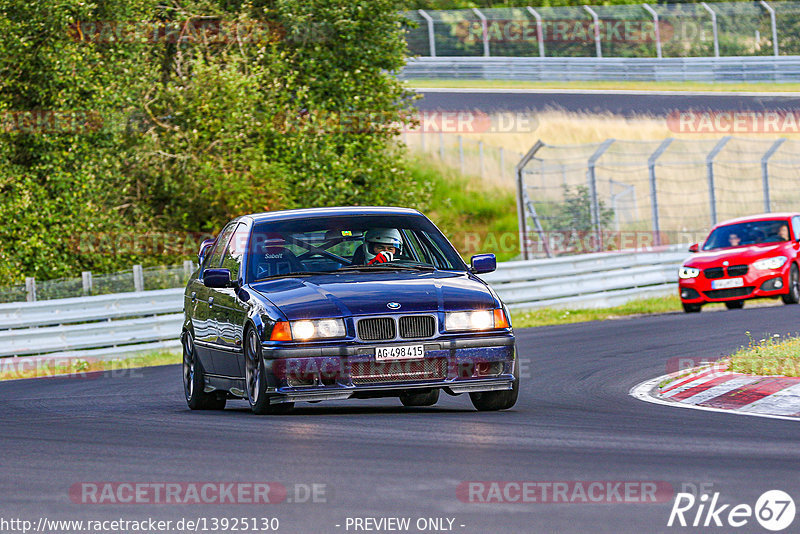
[410, 156, 520, 262]
[510, 295, 684, 328]
[0, 350, 181, 381]
[728, 332, 800, 377]
[406, 79, 800, 93]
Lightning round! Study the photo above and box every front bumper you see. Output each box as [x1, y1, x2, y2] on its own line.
[679, 266, 789, 303]
[261, 335, 517, 403]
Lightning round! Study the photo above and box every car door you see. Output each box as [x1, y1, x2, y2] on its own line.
[194, 222, 238, 373]
[209, 222, 249, 378]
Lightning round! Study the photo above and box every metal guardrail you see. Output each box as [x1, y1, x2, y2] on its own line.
[400, 56, 800, 82]
[0, 248, 688, 360]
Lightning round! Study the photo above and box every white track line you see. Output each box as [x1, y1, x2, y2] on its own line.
[413, 88, 800, 97]
[630, 374, 800, 422]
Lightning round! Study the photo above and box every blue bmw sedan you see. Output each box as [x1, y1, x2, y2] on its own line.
[182, 207, 518, 414]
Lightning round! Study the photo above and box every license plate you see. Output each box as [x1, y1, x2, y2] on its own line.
[712, 277, 744, 289]
[375, 345, 425, 361]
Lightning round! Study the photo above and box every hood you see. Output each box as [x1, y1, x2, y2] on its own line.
[684, 243, 791, 268]
[249, 271, 497, 320]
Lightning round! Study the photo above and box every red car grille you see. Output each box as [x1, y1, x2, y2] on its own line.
[703, 287, 753, 299]
[350, 358, 447, 384]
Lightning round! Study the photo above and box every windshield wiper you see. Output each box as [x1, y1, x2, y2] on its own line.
[338, 264, 436, 272]
[253, 271, 321, 281]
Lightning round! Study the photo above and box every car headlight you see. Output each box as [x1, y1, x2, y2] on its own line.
[287, 318, 346, 340]
[679, 266, 701, 279]
[752, 256, 788, 270]
[445, 309, 510, 332]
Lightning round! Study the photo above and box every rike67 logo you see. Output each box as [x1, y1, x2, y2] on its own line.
[668, 490, 795, 531]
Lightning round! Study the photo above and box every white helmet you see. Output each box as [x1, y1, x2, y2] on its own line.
[364, 228, 403, 262]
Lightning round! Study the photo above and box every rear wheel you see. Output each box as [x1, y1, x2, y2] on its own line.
[682, 303, 702, 313]
[725, 300, 744, 310]
[183, 331, 226, 410]
[245, 328, 294, 415]
[782, 264, 800, 304]
[400, 389, 439, 407]
[470, 359, 519, 412]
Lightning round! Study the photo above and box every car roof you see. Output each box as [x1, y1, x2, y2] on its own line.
[715, 212, 799, 227]
[243, 206, 424, 224]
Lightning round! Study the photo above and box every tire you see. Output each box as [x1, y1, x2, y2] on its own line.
[245, 328, 294, 415]
[399, 389, 439, 407]
[724, 300, 744, 310]
[470, 359, 519, 412]
[183, 331, 226, 410]
[682, 303, 702, 313]
[782, 264, 800, 304]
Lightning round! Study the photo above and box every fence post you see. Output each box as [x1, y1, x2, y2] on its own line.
[25, 277, 36, 302]
[183, 260, 195, 279]
[516, 141, 548, 259]
[583, 6, 603, 58]
[525, 7, 546, 58]
[701, 2, 720, 58]
[439, 131, 445, 161]
[499, 147, 505, 182]
[458, 136, 465, 174]
[587, 139, 615, 251]
[420, 129, 426, 152]
[642, 3, 662, 59]
[82, 271, 93, 295]
[418, 10, 436, 57]
[472, 8, 490, 57]
[761, 138, 786, 213]
[760, 1, 779, 57]
[133, 265, 144, 292]
[648, 138, 672, 246]
[706, 136, 731, 226]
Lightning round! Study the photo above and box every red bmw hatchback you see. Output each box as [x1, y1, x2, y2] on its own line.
[679, 213, 800, 312]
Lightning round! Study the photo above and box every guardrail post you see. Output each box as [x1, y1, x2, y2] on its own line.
[25, 277, 36, 302]
[526, 7, 546, 58]
[587, 139, 615, 251]
[583, 6, 602, 58]
[133, 265, 144, 292]
[471, 8, 490, 57]
[706, 136, 731, 226]
[516, 141, 548, 259]
[761, 138, 786, 213]
[647, 138, 672, 246]
[642, 3, 662, 59]
[417, 10, 436, 57]
[701, 2, 720, 58]
[82, 271, 93, 295]
[760, 1, 779, 57]
[183, 260, 195, 278]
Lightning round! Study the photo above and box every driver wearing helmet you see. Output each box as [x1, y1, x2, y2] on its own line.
[364, 228, 403, 265]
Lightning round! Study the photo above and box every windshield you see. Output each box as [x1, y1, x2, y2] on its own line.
[246, 214, 467, 282]
[703, 220, 791, 251]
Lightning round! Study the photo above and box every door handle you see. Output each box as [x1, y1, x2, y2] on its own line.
[208, 297, 214, 307]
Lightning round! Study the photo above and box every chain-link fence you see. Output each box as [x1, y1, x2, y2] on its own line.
[0, 262, 196, 304]
[405, 1, 800, 58]
[517, 136, 800, 259]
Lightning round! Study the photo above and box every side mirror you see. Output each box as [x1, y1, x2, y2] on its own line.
[688, 243, 699, 253]
[470, 253, 496, 274]
[198, 238, 215, 266]
[203, 268, 232, 288]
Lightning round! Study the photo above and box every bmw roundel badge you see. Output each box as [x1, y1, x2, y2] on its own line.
[387, 302, 401, 310]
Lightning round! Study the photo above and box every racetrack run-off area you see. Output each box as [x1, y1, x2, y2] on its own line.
[2, 304, 799, 533]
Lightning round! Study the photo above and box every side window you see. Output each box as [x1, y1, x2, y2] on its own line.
[793, 217, 800, 241]
[203, 223, 237, 275]
[220, 223, 247, 280]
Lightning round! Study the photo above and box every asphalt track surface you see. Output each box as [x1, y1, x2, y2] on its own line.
[3, 305, 800, 533]
[415, 89, 800, 116]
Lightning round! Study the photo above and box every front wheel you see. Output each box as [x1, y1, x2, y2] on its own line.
[183, 331, 226, 410]
[782, 264, 800, 304]
[245, 328, 294, 415]
[682, 303, 702, 313]
[470, 359, 519, 412]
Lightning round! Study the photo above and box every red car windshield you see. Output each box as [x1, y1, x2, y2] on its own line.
[703, 220, 791, 250]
